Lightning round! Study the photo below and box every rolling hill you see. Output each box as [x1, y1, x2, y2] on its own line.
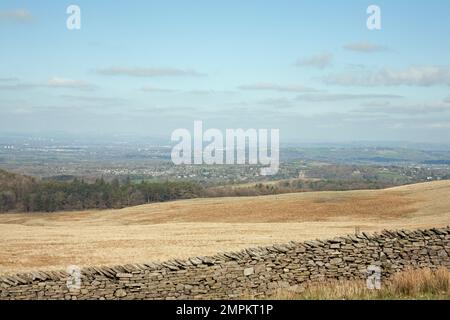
[0, 180, 449, 275]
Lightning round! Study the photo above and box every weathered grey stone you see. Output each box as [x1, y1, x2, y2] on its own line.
[330, 258, 343, 265]
[244, 268, 254, 276]
[114, 289, 127, 298]
[116, 273, 133, 278]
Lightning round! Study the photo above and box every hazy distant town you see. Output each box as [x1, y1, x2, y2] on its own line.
[1, 134, 450, 188]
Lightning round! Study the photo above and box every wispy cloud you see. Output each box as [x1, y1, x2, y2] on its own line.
[45, 78, 96, 90]
[238, 83, 318, 93]
[60, 95, 126, 104]
[324, 66, 450, 87]
[0, 77, 96, 91]
[0, 83, 35, 90]
[343, 42, 387, 53]
[140, 87, 234, 95]
[295, 52, 333, 69]
[0, 77, 20, 82]
[96, 67, 205, 77]
[131, 106, 199, 115]
[428, 123, 450, 129]
[141, 86, 177, 93]
[0, 77, 28, 90]
[258, 97, 293, 108]
[354, 103, 450, 115]
[296, 93, 403, 102]
[187, 90, 216, 95]
[0, 9, 33, 23]
[445, 95, 450, 103]
[360, 100, 391, 107]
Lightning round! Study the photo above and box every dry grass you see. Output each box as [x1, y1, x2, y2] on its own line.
[389, 267, 450, 296]
[0, 180, 449, 275]
[271, 268, 450, 300]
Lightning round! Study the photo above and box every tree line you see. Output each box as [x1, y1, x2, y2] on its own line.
[0, 169, 202, 213]
[1, 167, 436, 213]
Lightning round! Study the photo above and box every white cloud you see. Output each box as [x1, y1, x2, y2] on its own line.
[97, 67, 205, 77]
[343, 42, 387, 53]
[238, 83, 317, 93]
[324, 66, 450, 87]
[444, 95, 450, 103]
[296, 93, 403, 102]
[0, 9, 33, 23]
[295, 53, 333, 69]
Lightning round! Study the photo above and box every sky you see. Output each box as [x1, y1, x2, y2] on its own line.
[0, 0, 450, 143]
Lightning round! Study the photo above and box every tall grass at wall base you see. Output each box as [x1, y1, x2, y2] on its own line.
[268, 268, 450, 300]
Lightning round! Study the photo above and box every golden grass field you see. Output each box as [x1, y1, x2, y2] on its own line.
[0, 180, 449, 275]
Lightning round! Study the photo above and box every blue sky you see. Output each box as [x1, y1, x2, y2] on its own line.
[1, 0, 450, 143]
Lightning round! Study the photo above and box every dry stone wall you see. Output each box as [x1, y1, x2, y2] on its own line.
[1, 227, 449, 300]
